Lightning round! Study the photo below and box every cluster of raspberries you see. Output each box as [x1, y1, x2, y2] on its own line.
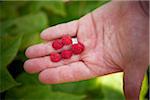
[50, 35, 84, 62]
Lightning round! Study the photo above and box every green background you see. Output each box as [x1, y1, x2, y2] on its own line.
[0, 1, 148, 100]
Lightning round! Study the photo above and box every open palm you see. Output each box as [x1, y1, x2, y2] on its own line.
[24, 2, 148, 100]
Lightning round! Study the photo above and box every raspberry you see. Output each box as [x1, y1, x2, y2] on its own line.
[62, 35, 72, 45]
[52, 39, 64, 50]
[61, 50, 72, 59]
[50, 52, 61, 62]
[72, 43, 84, 54]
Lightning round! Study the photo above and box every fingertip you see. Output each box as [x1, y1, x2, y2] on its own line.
[40, 29, 48, 40]
[38, 72, 48, 84]
[25, 47, 31, 58]
[23, 60, 35, 74]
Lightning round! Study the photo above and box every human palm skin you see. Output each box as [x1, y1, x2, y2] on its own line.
[24, 1, 149, 100]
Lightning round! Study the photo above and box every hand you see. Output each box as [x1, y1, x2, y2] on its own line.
[24, 1, 148, 100]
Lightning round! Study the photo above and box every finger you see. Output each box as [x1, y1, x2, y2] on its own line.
[24, 55, 80, 74]
[40, 20, 78, 41]
[25, 42, 71, 58]
[25, 42, 53, 58]
[39, 61, 97, 84]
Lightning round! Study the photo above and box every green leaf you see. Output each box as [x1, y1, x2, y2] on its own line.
[17, 12, 47, 50]
[1, 12, 48, 35]
[5, 73, 85, 100]
[43, 92, 85, 100]
[48, 1, 109, 26]
[14, 12, 48, 34]
[13, 12, 48, 50]
[0, 34, 22, 92]
[0, 11, 48, 92]
[52, 78, 97, 95]
[52, 73, 125, 100]
[19, 1, 43, 15]
[20, 32, 42, 50]
[0, 1, 27, 21]
[43, 1, 66, 16]
[0, 4, 17, 21]
[97, 72, 125, 100]
[0, 69, 19, 93]
[20, 1, 66, 16]
[1, 12, 48, 50]
[5, 73, 51, 99]
[66, 1, 110, 20]
[140, 74, 148, 100]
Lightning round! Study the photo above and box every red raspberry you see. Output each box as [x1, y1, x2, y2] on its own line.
[62, 35, 72, 45]
[50, 52, 61, 62]
[61, 50, 72, 59]
[72, 43, 84, 54]
[52, 39, 64, 50]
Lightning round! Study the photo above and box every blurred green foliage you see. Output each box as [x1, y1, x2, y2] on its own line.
[0, 1, 148, 100]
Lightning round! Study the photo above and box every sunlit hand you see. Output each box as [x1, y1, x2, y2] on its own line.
[24, 1, 148, 100]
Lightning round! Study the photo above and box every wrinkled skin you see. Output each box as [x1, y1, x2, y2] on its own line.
[24, 1, 149, 100]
